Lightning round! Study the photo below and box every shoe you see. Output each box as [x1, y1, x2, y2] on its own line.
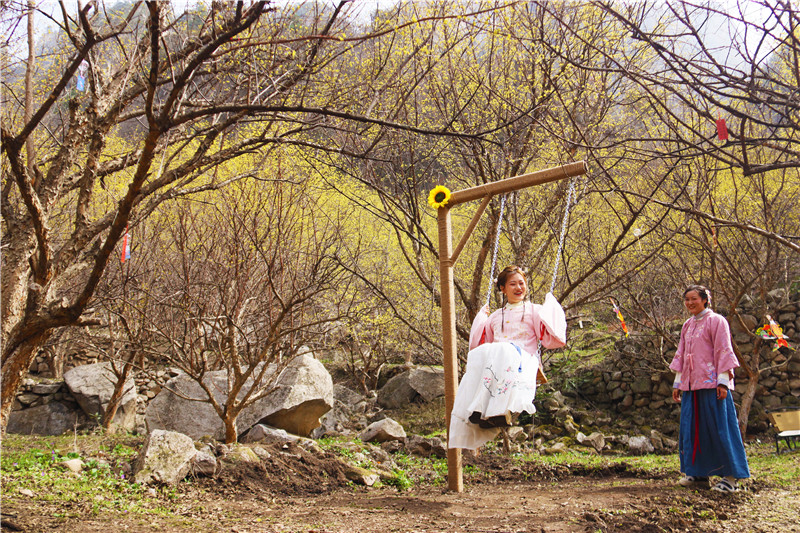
[677, 475, 709, 488]
[483, 413, 513, 428]
[711, 478, 738, 493]
[468, 411, 513, 428]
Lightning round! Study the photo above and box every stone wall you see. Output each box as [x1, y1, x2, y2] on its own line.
[567, 293, 800, 434]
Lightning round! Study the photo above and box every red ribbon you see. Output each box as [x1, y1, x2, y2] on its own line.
[692, 390, 701, 464]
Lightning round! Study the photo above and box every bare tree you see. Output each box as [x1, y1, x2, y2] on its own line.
[317, 1, 689, 368]
[129, 181, 357, 443]
[541, 0, 800, 433]
[0, 1, 481, 433]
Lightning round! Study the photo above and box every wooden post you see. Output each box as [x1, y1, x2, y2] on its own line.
[438, 206, 463, 492]
[437, 161, 588, 493]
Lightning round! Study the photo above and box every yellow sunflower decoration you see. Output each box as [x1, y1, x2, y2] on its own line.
[428, 185, 452, 209]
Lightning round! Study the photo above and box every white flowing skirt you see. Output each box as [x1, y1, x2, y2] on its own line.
[448, 342, 540, 450]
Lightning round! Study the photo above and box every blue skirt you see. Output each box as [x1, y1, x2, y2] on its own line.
[678, 388, 750, 479]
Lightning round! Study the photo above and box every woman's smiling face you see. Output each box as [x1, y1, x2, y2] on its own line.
[684, 289, 707, 316]
[501, 272, 527, 304]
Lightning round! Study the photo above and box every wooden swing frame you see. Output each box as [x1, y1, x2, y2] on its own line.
[437, 161, 588, 492]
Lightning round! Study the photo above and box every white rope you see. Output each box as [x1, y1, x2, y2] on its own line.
[548, 179, 577, 295]
[484, 195, 506, 308]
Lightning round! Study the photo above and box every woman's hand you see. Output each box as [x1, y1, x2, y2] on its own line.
[672, 389, 681, 403]
[716, 384, 728, 400]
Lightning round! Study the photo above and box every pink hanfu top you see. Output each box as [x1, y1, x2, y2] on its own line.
[669, 309, 739, 391]
[469, 293, 567, 359]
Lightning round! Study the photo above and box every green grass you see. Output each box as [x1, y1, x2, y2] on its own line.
[747, 441, 800, 488]
[0, 432, 171, 518]
[2, 431, 796, 522]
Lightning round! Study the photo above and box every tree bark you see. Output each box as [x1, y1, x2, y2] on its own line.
[223, 415, 238, 445]
[101, 359, 134, 431]
[731, 337, 762, 439]
[0, 331, 51, 434]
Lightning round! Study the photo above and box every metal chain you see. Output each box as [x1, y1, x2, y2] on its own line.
[485, 195, 506, 308]
[548, 178, 577, 295]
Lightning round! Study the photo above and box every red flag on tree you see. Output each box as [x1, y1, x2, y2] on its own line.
[716, 118, 728, 140]
[121, 225, 131, 263]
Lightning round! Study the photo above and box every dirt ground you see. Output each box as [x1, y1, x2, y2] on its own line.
[3, 443, 799, 533]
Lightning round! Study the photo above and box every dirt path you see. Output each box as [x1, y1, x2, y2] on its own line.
[5, 474, 799, 533]
[3, 443, 799, 533]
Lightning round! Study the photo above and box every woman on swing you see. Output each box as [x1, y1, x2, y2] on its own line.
[449, 265, 567, 450]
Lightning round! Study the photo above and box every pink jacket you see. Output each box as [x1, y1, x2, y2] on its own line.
[669, 309, 739, 391]
[469, 293, 567, 358]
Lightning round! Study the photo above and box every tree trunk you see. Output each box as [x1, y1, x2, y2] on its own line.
[732, 338, 762, 440]
[738, 373, 758, 439]
[223, 415, 238, 444]
[0, 332, 51, 435]
[102, 359, 134, 431]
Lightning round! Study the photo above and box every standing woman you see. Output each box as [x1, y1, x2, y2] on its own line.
[448, 266, 566, 450]
[670, 285, 750, 493]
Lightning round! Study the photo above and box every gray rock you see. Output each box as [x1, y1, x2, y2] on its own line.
[16, 393, 40, 406]
[133, 430, 196, 485]
[576, 431, 605, 452]
[333, 384, 365, 406]
[250, 446, 272, 461]
[259, 355, 335, 436]
[56, 458, 83, 473]
[227, 446, 260, 463]
[656, 381, 673, 397]
[649, 430, 665, 451]
[507, 426, 527, 443]
[376, 367, 445, 408]
[343, 465, 380, 486]
[551, 391, 568, 406]
[64, 362, 138, 431]
[360, 418, 406, 443]
[376, 373, 418, 409]
[631, 377, 651, 394]
[190, 449, 217, 477]
[543, 442, 568, 454]
[767, 288, 787, 306]
[241, 424, 299, 444]
[146, 354, 333, 441]
[7, 401, 88, 436]
[311, 399, 350, 439]
[31, 382, 63, 395]
[541, 397, 561, 412]
[404, 435, 446, 457]
[407, 367, 445, 402]
[627, 435, 655, 455]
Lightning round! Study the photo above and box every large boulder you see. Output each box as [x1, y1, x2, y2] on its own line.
[146, 354, 333, 441]
[133, 430, 196, 485]
[377, 367, 444, 409]
[63, 362, 138, 431]
[6, 401, 88, 436]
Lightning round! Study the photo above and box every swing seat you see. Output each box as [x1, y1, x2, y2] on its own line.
[537, 366, 548, 385]
[766, 407, 800, 454]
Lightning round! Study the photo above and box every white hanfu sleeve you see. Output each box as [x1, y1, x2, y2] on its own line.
[537, 292, 567, 349]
